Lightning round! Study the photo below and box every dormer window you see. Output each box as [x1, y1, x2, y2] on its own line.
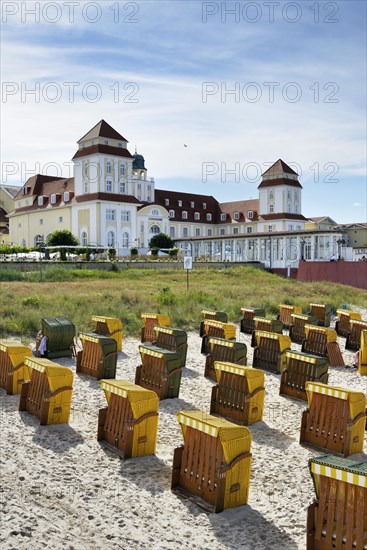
[22, 187, 27, 196]
[247, 211, 253, 219]
[178, 200, 182, 207]
[233, 212, 240, 220]
[168, 210, 175, 218]
[165, 199, 170, 206]
[104, 140, 109, 145]
[38, 196, 44, 206]
[50, 194, 57, 204]
[190, 201, 195, 208]
[194, 212, 200, 220]
[106, 161, 112, 174]
[182, 211, 188, 219]
[220, 213, 227, 221]
[118, 142, 122, 148]
[203, 202, 207, 209]
[63, 191, 70, 202]
[206, 213, 212, 221]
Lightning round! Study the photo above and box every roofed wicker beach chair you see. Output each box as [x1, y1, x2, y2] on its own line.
[240, 307, 265, 334]
[210, 361, 265, 425]
[76, 333, 117, 379]
[0, 341, 32, 395]
[300, 381, 366, 456]
[172, 411, 252, 513]
[252, 331, 291, 373]
[279, 351, 329, 401]
[140, 313, 170, 343]
[19, 357, 73, 425]
[204, 337, 247, 381]
[307, 454, 367, 549]
[136, 344, 182, 399]
[92, 316, 122, 351]
[278, 304, 302, 328]
[98, 379, 159, 459]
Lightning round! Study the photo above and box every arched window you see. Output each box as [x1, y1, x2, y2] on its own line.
[169, 210, 175, 218]
[81, 231, 88, 246]
[107, 231, 115, 247]
[106, 161, 112, 174]
[50, 194, 57, 204]
[233, 212, 240, 220]
[194, 212, 200, 220]
[149, 225, 160, 235]
[63, 191, 70, 202]
[122, 232, 129, 248]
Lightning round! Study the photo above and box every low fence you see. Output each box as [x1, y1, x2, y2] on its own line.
[0, 260, 265, 272]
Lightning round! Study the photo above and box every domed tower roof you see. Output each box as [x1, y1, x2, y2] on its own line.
[132, 151, 146, 170]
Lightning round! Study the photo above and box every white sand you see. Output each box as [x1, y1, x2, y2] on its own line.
[1, 321, 366, 550]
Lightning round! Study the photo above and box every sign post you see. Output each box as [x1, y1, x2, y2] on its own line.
[183, 256, 193, 291]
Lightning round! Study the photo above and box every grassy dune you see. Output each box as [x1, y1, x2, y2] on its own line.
[0, 266, 365, 340]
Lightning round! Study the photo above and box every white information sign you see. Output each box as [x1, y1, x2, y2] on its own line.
[183, 256, 193, 270]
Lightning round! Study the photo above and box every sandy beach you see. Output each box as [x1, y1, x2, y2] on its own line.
[1, 320, 366, 550]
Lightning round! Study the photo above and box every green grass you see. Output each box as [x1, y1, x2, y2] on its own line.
[0, 266, 365, 340]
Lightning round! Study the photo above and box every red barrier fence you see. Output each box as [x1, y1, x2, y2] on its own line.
[297, 260, 367, 289]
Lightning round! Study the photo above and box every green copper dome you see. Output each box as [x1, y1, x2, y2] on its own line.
[132, 153, 146, 170]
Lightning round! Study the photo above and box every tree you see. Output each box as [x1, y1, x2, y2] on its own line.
[148, 233, 174, 251]
[46, 230, 79, 260]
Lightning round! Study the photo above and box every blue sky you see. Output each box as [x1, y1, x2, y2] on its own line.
[1, 0, 366, 223]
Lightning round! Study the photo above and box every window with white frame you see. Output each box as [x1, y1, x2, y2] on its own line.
[165, 199, 169, 206]
[190, 201, 195, 208]
[137, 183, 142, 190]
[121, 211, 130, 222]
[84, 180, 89, 193]
[39, 219, 44, 225]
[288, 203, 291, 212]
[147, 196, 151, 202]
[152, 209, 159, 216]
[268, 226, 273, 232]
[269, 190, 274, 200]
[83, 162, 88, 177]
[233, 212, 240, 220]
[195, 228, 200, 236]
[50, 194, 57, 204]
[147, 185, 151, 191]
[104, 140, 109, 145]
[206, 213, 212, 221]
[269, 204, 274, 213]
[203, 202, 206, 209]
[38, 196, 44, 206]
[59, 217, 63, 223]
[106, 209, 116, 221]
[122, 232, 129, 248]
[169, 210, 175, 218]
[233, 227, 239, 234]
[63, 191, 70, 202]
[220, 213, 226, 221]
[107, 231, 115, 246]
[170, 227, 175, 238]
[120, 163, 125, 177]
[247, 211, 253, 218]
[220, 228, 225, 235]
[182, 211, 188, 219]
[194, 212, 200, 220]
[81, 231, 88, 246]
[182, 227, 188, 237]
[246, 226, 253, 234]
[178, 200, 182, 207]
[119, 181, 126, 194]
[149, 225, 160, 235]
[106, 161, 112, 174]
[118, 142, 123, 148]
[208, 229, 212, 236]
[106, 180, 112, 192]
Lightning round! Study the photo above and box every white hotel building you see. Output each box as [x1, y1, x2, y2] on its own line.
[8, 120, 344, 269]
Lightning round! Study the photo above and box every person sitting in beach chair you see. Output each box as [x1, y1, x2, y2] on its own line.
[38, 334, 48, 358]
